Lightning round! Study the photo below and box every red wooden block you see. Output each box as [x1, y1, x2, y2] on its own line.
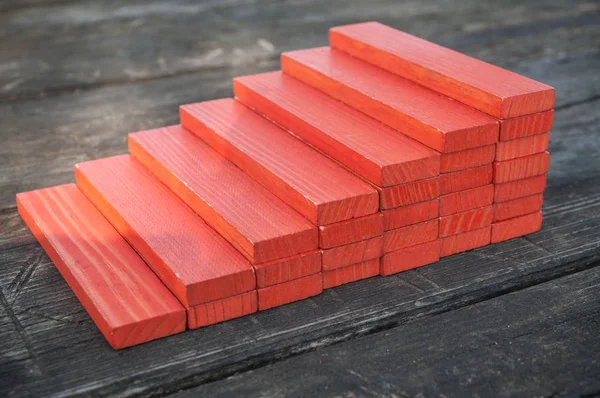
[319, 213, 383, 249]
[329, 22, 555, 118]
[378, 176, 439, 210]
[321, 236, 383, 271]
[383, 219, 439, 253]
[494, 174, 547, 203]
[440, 145, 495, 173]
[495, 132, 550, 161]
[499, 110, 554, 141]
[180, 99, 378, 225]
[234, 71, 441, 187]
[16, 184, 186, 349]
[188, 291, 257, 330]
[383, 199, 439, 231]
[257, 273, 323, 310]
[493, 152, 550, 183]
[440, 226, 491, 257]
[439, 206, 493, 238]
[254, 250, 322, 288]
[440, 165, 493, 195]
[281, 47, 499, 153]
[493, 194, 544, 222]
[322, 258, 380, 289]
[492, 211, 543, 244]
[439, 185, 494, 217]
[380, 240, 441, 276]
[74, 155, 255, 307]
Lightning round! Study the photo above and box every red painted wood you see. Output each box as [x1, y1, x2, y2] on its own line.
[329, 22, 555, 118]
[180, 99, 378, 225]
[439, 206, 494, 238]
[380, 240, 441, 276]
[16, 184, 186, 349]
[440, 165, 493, 194]
[493, 194, 544, 222]
[74, 155, 255, 307]
[129, 125, 318, 264]
[321, 236, 383, 271]
[281, 47, 499, 153]
[494, 174, 547, 203]
[382, 199, 439, 231]
[499, 109, 554, 141]
[319, 213, 383, 249]
[188, 291, 257, 330]
[491, 211, 543, 244]
[495, 132, 550, 161]
[257, 273, 323, 310]
[383, 219, 439, 253]
[234, 71, 441, 187]
[322, 258, 379, 289]
[493, 151, 550, 183]
[440, 144, 495, 173]
[254, 250, 322, 288]
[439, 185, 494, 217]
[440, 226, 491, 257]
[377, 176, 439, 209]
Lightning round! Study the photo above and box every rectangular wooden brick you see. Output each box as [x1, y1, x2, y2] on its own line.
[257, 273, 323, 310]
[321, 236, 383, 271]
[329, 22, 555, 118]
[499, 110, 554, 141]
[180, 98, 378, 225]
[380, 240, 441, 276]
[493, 194, 544, 222]
[492, 211, 543, 244]
[495, 132, 550, 161]
[440, 144, 495, 173]
[16, 184, 186, 349]
[319, 213, 383, 249]
[440, 226, 491, 257]
[440, 185, 494, 217]
[281, 47, 499, 153]
[322, 258, 380, 289]
[378, 176, 439, 209]
[234, 71, 441, 187]
[254, 250, 322, 288]
[439, 206, 493, 238]
[493, 152, 550, 183]
[383, 219, 439, 253]
[75, 155, 256, 307]
[188, 291, 257, 330]
[494, 174, 547, 203]
[383, 199, 439, 231]
[440, 165, 493, 194]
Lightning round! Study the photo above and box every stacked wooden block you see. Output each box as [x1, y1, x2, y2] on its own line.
[16, 22, 554, 349]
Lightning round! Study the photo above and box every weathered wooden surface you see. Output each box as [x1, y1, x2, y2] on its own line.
[1, 0, 599, 396]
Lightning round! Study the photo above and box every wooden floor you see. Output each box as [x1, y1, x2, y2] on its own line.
[1, 1, 599, 396]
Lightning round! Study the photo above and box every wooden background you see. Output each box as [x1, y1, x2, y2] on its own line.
[1, 0, 599, 396]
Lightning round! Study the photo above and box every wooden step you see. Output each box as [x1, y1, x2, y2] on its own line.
[492, 211, 543, 243]
[494, 174, 547, 203]
[382, 199, 439, 231]
[318, 213, 383, 249]
[180, 98, 378, 225]
[439, 185, 494, 217]
[257, 273, 323, 310]
[254, 251, 321, 288]
[380, 240, 441, 276]
[74, 155, 256, 307]
[440, 226, 491, 257]
[440, 165, 493, 194]
[377, 176, 439, 209]
[234, 71, 440, 187]
[329, 22, 555, 118]
[493, 152, 550, 183]
[499, 110, 554, 141]
[321, 236, 383, 271]
[439, 206, 494, 238]
[495, 132, 550, 161]
[188, 291, 257, 330]
[493, 194, 544, 222]
[383, 219, 439, 253]
[16, 184, 186, 349]
[322, 258, 380, 289]
[281, 47, 499, 153]
[440, 145, 495, 173]
[129, 125, 318, 264]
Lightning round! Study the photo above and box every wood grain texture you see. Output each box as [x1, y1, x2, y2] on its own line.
[129, 125, 318, 264]
[493, 174, 547, 203]
[254, 251, 322, 288]
[329, 21, 556, 118]
[382, 199, 439, 231]
[257, 273, 323, 311]
[493, 152, 550, 183]
[377, 177, 439, 209]
[499, 109, 554, 141]
[383, 219, 439, 253]
[74, 155, 255, 307]
[440, 226, 491, 257]
[188, 291, 257, 330]
[440, 185, 494, 217]
[322, 258, 380, 289]
[234, 71, 440, 187]
[440, 144, 495, 173]
[492, 211, 543, 244]
[321, 237, 383, 271]
[439, 206, 494, 238]
[318, 213, 383, 249]
[494, 194, 544, 222]
[15, 184, 186, 349]
[180, 99, 378, 225]
[495, 132, 550, 161]
[380, 240, 441, 276]
[281, 47, 499, 153]
[440, 165, 493, 194]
